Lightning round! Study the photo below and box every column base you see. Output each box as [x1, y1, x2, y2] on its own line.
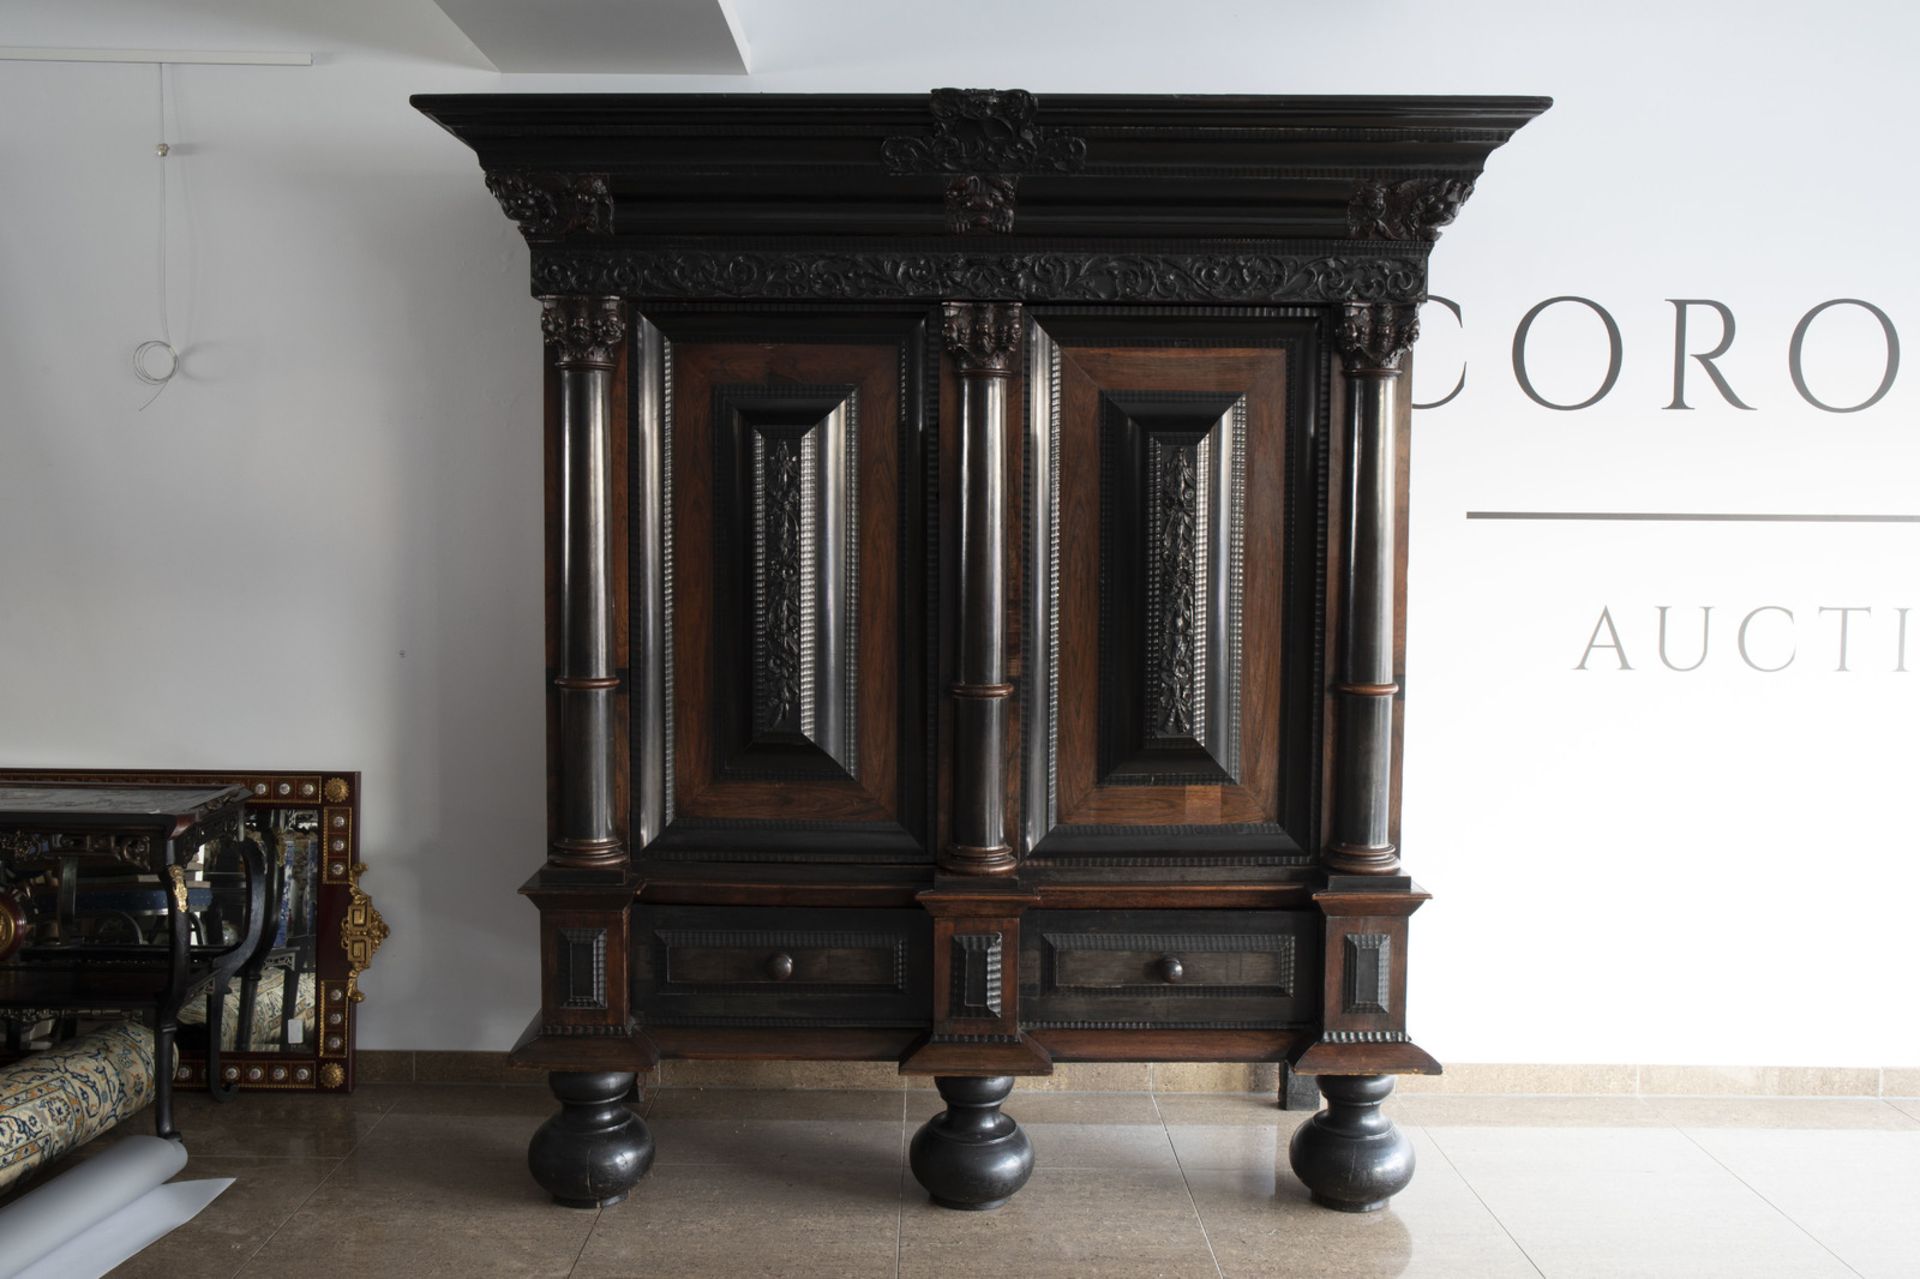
[528, 1070, 654, 1209]
[909, 1076, 1033, 1211]
[1288, 1074, 1414, 1212]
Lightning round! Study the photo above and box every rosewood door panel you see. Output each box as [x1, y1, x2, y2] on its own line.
[1022, 314, 1324, 865]
[637, 312, 933, 862]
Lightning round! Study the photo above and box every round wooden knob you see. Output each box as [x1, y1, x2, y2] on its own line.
[765, 952, 795, 982]
[1156, 955, 1185, 984]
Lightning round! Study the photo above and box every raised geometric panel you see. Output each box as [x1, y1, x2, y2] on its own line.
[643, 313, 932, 862]
[1021, 314, 1320, 863]
[556, 927, 608, 1010]
[1342, 933, 1391, 1015]
[1097, 389, 1245, 786]
[950, 932, 1004, 1018]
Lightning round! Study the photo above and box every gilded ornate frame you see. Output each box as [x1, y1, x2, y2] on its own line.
[0, 768, 382, 1093]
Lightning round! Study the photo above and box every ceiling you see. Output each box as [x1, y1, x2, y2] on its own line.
[427, 0, 748, 74]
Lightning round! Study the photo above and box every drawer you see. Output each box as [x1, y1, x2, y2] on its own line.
[634, 907, 930, 1028]
[1021, 910, 1319, 1029]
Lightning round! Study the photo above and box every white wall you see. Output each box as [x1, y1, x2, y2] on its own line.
[2, 0, 1914, 1066]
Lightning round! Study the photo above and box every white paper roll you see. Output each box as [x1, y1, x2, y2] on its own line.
[0, 1136, 188, 1278]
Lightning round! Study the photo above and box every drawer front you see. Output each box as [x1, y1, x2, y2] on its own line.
[635, 906, 930, 1028]
[1021, 910, 1319, 1029]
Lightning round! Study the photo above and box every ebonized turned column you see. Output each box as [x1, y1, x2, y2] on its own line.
[541, 296, 627, 872]
[1326, 301, 1419, 878]
[942, 302, 1022, 877]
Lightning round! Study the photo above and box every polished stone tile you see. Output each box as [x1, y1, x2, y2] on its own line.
[1395, 1062, 1638, 1095]
[242, 1137, 593, 1277]
[573, 1162, 902, 1279]
[1889, 1098, 1920, 1124]
[164, 1089, 395, 1159]
[1188, 1129, 1540, 1279]
[1155, 1091, 1298, 1127]
[1390, 1094, 1667, 1128]
[897, 1166, 1218, 1279]
[107, 1154, 335, 1279]
[1151, 1062, 1279, 1093]
[646, 1087, 904, 1168]
[1007, 1092, 1176, 1171]
[1639, 1064, 1881, 1097]
[664, 1058, 903, 1089]
[355, 1049, 416, 1084]
[1684, 1127, 1920, 1278]
[1431, 1125, 1855, 1277]
[1165, 1118, 1302, 1173]
[1651, 1097, 1920, 1130]
[412, 1049, 543, 1085]
[359, 1082, 583, 1119]
[1881, 1067, 1920, 1097]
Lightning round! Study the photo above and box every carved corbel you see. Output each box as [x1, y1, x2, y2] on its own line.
[1347, 177, 1475, 243]
[485, 171, 615, 240]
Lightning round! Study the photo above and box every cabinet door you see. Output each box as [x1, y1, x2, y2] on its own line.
[1020, 312, 1322, 867]
[636, 311, 933, 862]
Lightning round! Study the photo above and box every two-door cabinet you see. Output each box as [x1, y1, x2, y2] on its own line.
[413, 88, 1549, 1213]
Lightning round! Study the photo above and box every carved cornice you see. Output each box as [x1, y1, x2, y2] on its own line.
[946, 175, 1018, 234]
[1336, 302, 1421, 373]
[532, 248, 1426, 306]
[883, 89, 1087, 176]
[540, 296, 627, 368]
[942, 301, 1024, 375]
[485, 170, 614, 239]
[1347, 177, 1475, 242]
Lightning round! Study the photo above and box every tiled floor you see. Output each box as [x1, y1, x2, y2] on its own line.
[30, 1086, 1920, 1277]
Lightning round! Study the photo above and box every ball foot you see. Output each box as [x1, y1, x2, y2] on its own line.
[528, 1071, 654, 1209]
[1289, 1074, 1414, 1212]
[910, 1076, 1033, 1211]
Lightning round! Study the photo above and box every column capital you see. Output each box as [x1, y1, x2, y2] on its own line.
[541, 296, 627, 369]
[942, 301, 1024, 377]
[1336, 302, 1421, 377]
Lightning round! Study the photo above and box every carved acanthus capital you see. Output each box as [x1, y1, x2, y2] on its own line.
[946, 175, 1019, 234]
[1337, 302, 1421, 374]
[1347, 177, 1475, 243]
[541, 296, 627, 368]
[485, 170, 615, 240]
[884, 89, 1087, 176]
[942, 302, 1024, 376]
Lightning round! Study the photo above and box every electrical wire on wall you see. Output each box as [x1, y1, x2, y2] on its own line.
[133, 62, 178, 409]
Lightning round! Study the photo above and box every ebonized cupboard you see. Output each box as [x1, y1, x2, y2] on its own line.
[414, 89, 1549, 1213]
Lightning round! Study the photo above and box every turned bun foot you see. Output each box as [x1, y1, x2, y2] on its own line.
[1288, 1074, 1414, 1212]
[910, 1075, 1034, 1210]
[528, 1070, 655, 1209]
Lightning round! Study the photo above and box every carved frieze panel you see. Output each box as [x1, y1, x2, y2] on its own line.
[882, 88, 1088, 176]
[1347, 177, 1475, 242]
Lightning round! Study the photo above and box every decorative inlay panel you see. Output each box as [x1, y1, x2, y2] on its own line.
[1342, 933, 1391, 1015]
[556, 927, 609, 1010]
[1098, 390, 1246, 786]
[715, 384, 860, 776]
[951, 932, 1005, 1018]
